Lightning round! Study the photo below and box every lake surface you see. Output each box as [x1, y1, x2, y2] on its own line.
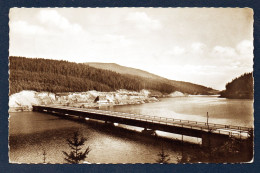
[9, 96, 253, 163]
[102, 95, 254, 127]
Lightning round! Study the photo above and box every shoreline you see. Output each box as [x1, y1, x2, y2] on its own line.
[8, 90, 225, 113]
[9, 100, 159, 113]
[8, 89, 160, 113]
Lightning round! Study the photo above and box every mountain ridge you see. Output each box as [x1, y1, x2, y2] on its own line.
[9, 57, 218, 95]
[9, 56, 176, 95]
[86, 62, 219, 95]
[86, 62, 166, 80]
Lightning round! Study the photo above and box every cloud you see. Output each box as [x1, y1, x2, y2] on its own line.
[236, 40, 253, 56]
[37, 10, 83, 33]
[126, 12, 162, 31]
[191, 42, 207, 54]
[165, 46, 186, 56]
[208, 42, 253, 74]
[172, 46, 185, 55]
[104, 34, 133, 47]
[211, 46, 236, 57]
[10, 10, 83, 36]
[10, 21, 46, 35]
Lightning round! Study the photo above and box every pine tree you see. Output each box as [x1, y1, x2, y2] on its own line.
[42, 149, 47, 163]
[176, 152, 189, 163]
[156, 146, 171, 164]
[63, 131, 91, 164]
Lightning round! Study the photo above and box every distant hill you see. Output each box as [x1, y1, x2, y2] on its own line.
[86, 62, 218, 95]
[220, 72, 253, 99]
[9, 56, 218, 95]
[9, 57, 175, 95]
[86, 62, 165, 80]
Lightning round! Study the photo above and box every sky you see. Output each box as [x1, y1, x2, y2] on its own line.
[9, 8, 254, 90]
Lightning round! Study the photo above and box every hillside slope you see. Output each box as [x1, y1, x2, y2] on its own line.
[9, 56, 217, 95]
[86, 62, 164, 80]
[9, 57, 175, 95]
[220, 72, 253, 99]
[87, 62, 218, 95]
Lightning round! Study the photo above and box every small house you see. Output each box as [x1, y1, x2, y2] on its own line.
[94, 96, 110, 104]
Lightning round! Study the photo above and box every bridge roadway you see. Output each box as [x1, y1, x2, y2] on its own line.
[33, 105, 253, 147]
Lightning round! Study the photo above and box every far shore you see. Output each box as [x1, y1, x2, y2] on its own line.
[9, 90, 228, 113]
[9, 89, 161, 113]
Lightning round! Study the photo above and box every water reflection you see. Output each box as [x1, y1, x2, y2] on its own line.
[100, 96, 253, 127]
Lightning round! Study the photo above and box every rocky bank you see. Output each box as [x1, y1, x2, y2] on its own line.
[9, 89, 159, 112]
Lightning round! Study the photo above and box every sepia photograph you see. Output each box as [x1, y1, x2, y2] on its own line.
[8, 8, 254, 164]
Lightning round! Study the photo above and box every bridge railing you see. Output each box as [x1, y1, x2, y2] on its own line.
[78, 107, 252, 133]
[99, 110, 251, 137]
[37, 105, 253, 136]
[94, 109, 252, 132]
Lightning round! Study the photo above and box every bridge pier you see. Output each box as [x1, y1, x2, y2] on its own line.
[105, 121, 115, 126]
[201, 132, 230, 148]
[142, 128, 156, 135]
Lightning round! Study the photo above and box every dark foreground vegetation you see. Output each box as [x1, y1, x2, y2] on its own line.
[220, 72, 253, 99]
[9, 56, 216, 95]
[63, 131, 90, 164]
[182, 137, 253, 163]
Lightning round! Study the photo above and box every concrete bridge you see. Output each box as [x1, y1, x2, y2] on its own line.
[33, 105, 253, 147]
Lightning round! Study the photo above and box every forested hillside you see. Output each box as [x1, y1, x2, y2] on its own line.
[9, 56, 176, 95]
[87, 62, 218, 95]
[220, 72, 253, 99]
[169, 80, 218, 95]
[86, 62, 164, 80]
[9, 56, 217, 95]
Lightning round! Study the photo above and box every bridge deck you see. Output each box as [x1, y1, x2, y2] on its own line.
[33, 105, 253, 139]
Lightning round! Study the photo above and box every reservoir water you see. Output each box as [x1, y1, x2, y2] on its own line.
[9, 96, 253, 163]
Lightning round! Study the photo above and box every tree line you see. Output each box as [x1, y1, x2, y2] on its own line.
[220, 72, 253, 99]
[9, 56, 176, 95]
